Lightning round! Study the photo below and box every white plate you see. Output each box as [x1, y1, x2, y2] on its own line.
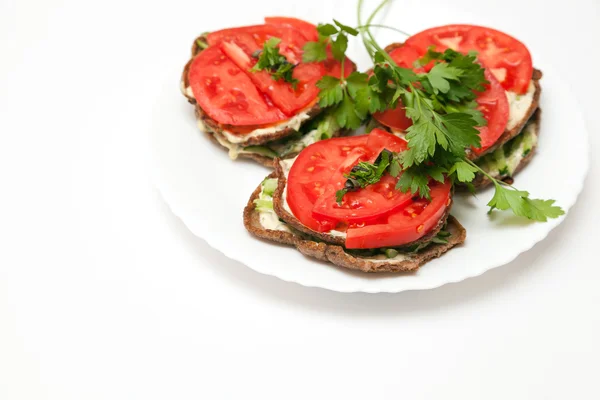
[150, 3, 589, 293]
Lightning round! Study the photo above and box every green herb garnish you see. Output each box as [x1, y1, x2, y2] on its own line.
[251, 37, 299, 88]
[317, 0, 564, 222]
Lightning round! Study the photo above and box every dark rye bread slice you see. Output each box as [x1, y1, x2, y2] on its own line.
[378, 43, 542, 160]
[244, 174, 467, 273]
[181, 34, 350, 147]
[271, 158, 455, 249]
[471, 108, 541, 189]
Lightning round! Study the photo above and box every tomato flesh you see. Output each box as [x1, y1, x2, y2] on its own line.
[345, 180, 451, 249]
[465, 26, 533, 95]
[207, 25, 307, 64]
[287, 135, 372, 232]
[264, 17, 319, 42]
[220, 41, 322, 115]
[286, 129, 451, 247]
[188, 45, 287, 126]
[474, 68, 510, 154]
[375, 42, 510, 153]
[404, 24, 533, 94]
[191, 18, 353, 126]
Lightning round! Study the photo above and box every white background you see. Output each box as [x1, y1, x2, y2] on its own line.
[1, 0, 599, 398]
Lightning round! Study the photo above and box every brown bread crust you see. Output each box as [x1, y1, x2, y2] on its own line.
[244, 177, 467, 273]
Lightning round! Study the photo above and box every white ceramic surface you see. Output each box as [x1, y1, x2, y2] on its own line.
[151, 3, 589, 293]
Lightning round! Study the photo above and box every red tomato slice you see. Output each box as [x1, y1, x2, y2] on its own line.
[474, 68, 510, 154]
[388, 43, 425, 70]
[313, 175, 414, 224]
[311, 130, 411, 223]
[365, 128, 409, 153]
[322, 51, 356, 79]
[405, 25, 473, 54]
[464, 26, 533, 95]
[264, 17, 319, 41]
[287, 129, 451, 247]
[220, 41, 323, 116]
[372, 102, 413, 132]
[345, 180, 452, 249]
[405, 24, 533, 94]
[375, 49, 509, 152]
[287, 136, 371, 232]
[207, 25, 307, 64]
[188, 45, 287, 126]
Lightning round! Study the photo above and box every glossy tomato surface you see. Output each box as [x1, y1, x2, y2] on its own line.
[189, 18, 354, 128]
[345, 180, 451, 249]
[404, 24, 533, 94]
[188, 46, 287, 126]
[374, 42, 509, 154]
[264, 17, 319, 41]
[286, 129, 452, 248]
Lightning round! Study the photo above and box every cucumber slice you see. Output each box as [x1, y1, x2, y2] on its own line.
[492, 147, 509, 176]
[384, 249, 399, 259]
[522, 128, 536, 158]
[254, 198, 273, 212]
[242, 146, 278, 159]
[262, 179, 278, 197]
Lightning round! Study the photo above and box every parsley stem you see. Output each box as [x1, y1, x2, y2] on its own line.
[355, 24, 411, 38]
[357, 0, 374, 58]
[465, 158, 512, 189]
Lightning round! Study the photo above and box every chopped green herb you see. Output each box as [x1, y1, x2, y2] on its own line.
[251, 37, 299, 88]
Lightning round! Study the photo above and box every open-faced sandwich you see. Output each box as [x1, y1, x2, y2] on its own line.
[181, 17, 355, 166]
[181, 0, 564, 275]
[244, 129, 467, 272]
[371, 25, 541, 189]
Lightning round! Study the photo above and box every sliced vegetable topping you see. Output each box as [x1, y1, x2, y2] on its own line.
[188, 17, 354, 128]
[286, 129, 452, 248]
[188, 45, 287, 126]
[403, 24, 533, 94]
[375, 45, 509, 155]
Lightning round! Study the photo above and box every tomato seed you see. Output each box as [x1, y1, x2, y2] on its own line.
[417, 224, 424, 233]
[307, 166, 315, 172]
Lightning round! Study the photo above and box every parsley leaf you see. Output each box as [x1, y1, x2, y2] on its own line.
[426, 63, 463, 94]
[488, 183, 565, 222]
[332, 34, 348, 61]
[316, 76, 344, 107]
[396, 167, 431, 200]
[302, 41, 328, 63]
[449, 160, 479, 183]
[335, 150, 392, 203]
[334, 19, 359, 36]
[317, 23, 339, 36]
[251, 37, 299, 88]
[335, 94, 362, 129]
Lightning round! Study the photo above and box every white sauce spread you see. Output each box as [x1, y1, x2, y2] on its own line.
[218, 112, 312, 144]
[259, 210, 291, 233]
[506, 81, 536, 131]
[363, 253, 411, 263]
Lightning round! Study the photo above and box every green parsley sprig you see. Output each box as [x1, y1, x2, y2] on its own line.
[302, 21, 366, 129]
[251, 37, 299, 88]
[323, 0, 564, 222]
